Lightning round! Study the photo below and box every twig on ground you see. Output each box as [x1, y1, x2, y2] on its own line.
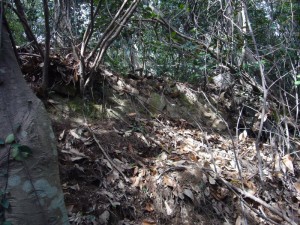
[86, 124, 130, 183]
[215, 175, 297, 225]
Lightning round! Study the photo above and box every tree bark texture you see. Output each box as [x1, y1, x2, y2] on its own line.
[0, 20, 69, 225]
[42, 0, 51, 93]
[53, 0, 73, 48]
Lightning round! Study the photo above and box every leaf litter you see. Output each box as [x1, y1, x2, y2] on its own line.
[20, 52, 300, 225]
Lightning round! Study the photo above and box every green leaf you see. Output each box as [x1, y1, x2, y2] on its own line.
[1, 199, 10, 209]
[12, 143, 21, 158]
[12, 144, 32, 161]
[171, 31, 177, 39]
[150, 11, 157, 18]
[295, 80, 300, 85]
[5, 134, 15, 144]
[3, 221, 12, 225]
[19, 145, 32, 158]
[0, 139, 4, 145]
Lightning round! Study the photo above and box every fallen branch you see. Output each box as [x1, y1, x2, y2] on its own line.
[85, 124, 130, 183]
[215, 175, 297, 225]
[18, 52, 43, 58]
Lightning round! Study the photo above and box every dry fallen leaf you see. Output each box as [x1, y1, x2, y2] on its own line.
[163, 176, 176, 188]
[209, 175, 216, 185]
[211, 186, 229, 200]
[101, 190, 114, 199]
[142, 218, 156, 225]
[183, 189, 194, 202]
[235, 215, 242, 225]
[131, 169, 144, 187]
[144, 202, 155, 212]
[107, 169, 120, 184]
[74, 163, 84, 172]
[69, 183, 80, 191]
[59, 129, 66, 141]
[202, 173, 208, 183]
[204, 187, 210, 196]
[61, 148, 88, 162]
[238, 130, 247, 142]
[244, 180, 257, 195]
[83, 137, 93, 145]
[99, 210, 110, 225]
[294, 182, 300, 194]
[164, 200, 173, 216]
[127, 112, 137, 117]
[282, 154, 294, 174]
[102, 159, 113, 170]
[187, 152, 198, 161]
[123, 130, 132, 137]
[69, 129, 81, 139]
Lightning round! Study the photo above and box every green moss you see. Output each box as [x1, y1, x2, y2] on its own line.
[67, 97, 83, 113]
[148, 93, 166, 114]
[67, 98, 106, 119]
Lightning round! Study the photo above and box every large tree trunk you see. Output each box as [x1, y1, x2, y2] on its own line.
[0, 18, 69, 225]
[52, 0, 73, 48]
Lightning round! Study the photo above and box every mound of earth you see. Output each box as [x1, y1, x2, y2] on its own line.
[20, 52, 300, 225]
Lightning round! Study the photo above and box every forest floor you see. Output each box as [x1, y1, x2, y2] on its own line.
[21, 52, 300, 225]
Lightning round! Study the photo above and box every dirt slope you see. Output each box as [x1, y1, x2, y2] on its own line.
[21, 52, 300, 225]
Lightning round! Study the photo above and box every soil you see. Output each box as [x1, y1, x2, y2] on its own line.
[20, 53, 300, 225]
[51, 110, 226, 225]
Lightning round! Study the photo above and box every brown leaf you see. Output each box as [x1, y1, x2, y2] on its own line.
[188, 152, 198, 161]
[142, 218, 156, 225]
[243, 180, 257, 195]
[210, 186, 229, 200]
[127, 112, 137, 117]
[131, 169, 145, 187]
[144, 202, 155, 212]
[294, 182, 300, 194]
[163, 176, 176, 188]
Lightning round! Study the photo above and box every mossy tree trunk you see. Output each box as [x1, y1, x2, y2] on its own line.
[0, 17, 69, 225]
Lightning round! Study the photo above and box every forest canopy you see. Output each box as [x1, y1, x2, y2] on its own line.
[6, 0, 299, 85]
